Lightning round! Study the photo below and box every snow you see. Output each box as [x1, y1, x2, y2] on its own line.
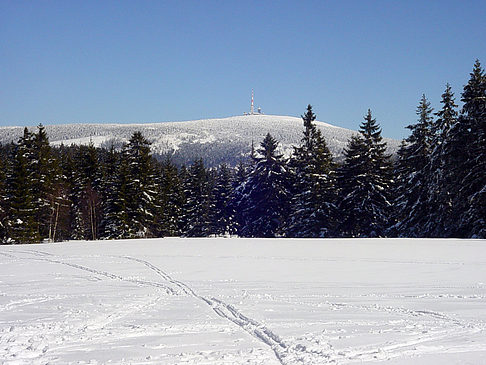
[0, 115, 400, 165]
[49, 135, 117, 148]
[1, 238, 485, 364]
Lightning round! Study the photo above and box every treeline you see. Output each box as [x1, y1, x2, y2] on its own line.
[0, 60, 484, 243]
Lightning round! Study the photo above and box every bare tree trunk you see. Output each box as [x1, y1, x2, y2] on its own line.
[53, 203, 60, 243]
[90, 200, 97, 241]
[49, 204, 55, 243]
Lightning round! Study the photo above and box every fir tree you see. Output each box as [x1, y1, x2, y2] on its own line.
[448, 60, 486, 237]
[388, 140, 408, 235]
[424, 84, 458, 236]
[99, 145, 125, 239]
[6, 128, 39, 243]
[234, 133, 290, 237]
[392, 96, 434, 236]
[45, 146, 71, 242]
[337, 110, 392, 237]
[286, 105, 337, 237]
[0, 148, 7, 242]
[53, 145, 75, 241]
[156, 157, 184, 237]
[72, 143, 102, 240]
[123, 132, 159, 238]
[182, 158, 214, 236]
[234, 160, 249, 188]
[211, 164, 238, 236]
[113, 150, 132, 238]
[31, 124, 60, 241]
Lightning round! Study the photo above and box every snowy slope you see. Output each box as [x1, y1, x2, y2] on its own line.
[1, 238, 485, 364]
[0, 115, 400, 166]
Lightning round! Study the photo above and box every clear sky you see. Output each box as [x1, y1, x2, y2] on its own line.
[1, 0, 485, 139]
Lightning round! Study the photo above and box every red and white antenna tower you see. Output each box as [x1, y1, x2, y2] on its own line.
[251, 89, 254, 115]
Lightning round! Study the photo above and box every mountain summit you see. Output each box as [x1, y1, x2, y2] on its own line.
[0, 115, 399, 166]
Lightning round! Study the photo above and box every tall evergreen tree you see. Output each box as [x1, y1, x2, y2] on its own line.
[392, 96, 434, 236]
[123, 132, 159, 238]
[337, 110, 392, 237]
[31, 124, 61, 241]
[54, 145, 76, 241]
[0, 148, 7, 242]
[5, 129, 39, 243]
[72, 143, 102, 240]
[286, 105, 337, 237]
[388, 140, 408, 234]
[211, 164, 238, 236]
[234, 133, 290, 237]
[234, 160, 249, 188]
[182, 158, 214, 237]
[113, 149, 132, 238]
[156, 157, 184, 237]
[99, 145, 125, 239]
[424, 84, 458, 236]
[447, 60, 486, 237]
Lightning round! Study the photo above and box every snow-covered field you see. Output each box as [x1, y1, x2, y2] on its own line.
[1, 238, 485, 364]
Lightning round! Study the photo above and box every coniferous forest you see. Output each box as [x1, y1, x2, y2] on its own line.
[0, 61, 485, 243]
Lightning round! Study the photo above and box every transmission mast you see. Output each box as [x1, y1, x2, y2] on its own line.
[251, 89, 254, 115]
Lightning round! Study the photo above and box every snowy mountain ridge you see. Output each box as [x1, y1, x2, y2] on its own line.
[0, 114, 400, 166]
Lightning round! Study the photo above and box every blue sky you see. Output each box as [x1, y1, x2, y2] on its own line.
[1, 1, 485, 139]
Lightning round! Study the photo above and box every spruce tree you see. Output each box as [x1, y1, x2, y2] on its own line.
[0, 148, 7, 243]
[156, 157, 184, 237]
[211, 164, 238, 236]
[123, 132, 159, 238]
[6, 128, 39, 243]
[392, 96, 434, 236]
[425, 84, 458, 236]
[46, 145, 71, 242]
[286, 105, 337, 237]
[72, 143, 102, 240]
[99, 145, 125, 239]
[53, 145, 73, 241]
[182, 159, 214, 236]
[234, 133, 290, 237]
[388, 140, 408, 235]
[448, 60, 486, 237]
[234, 160, 249, 188]
[113, 149, 132, 238]
[31, 124, 60, 241]
[337, 110, 392, 237]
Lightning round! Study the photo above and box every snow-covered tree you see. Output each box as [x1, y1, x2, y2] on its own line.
[392, 96, 434, 236]
[156, 157, 184, 237]
[71, 143, 102, 240]
[0, 147, 8, 242]
[234, 133, 291, 237]
[337, 110, 392, 237]
[99, 145, 125, 239]
[123, 132, 159, 238]
[182, 158, 214, 237]
[54, 145, 77, 242]
[234, 160, 249, 188]
[30, 124, 63, 241]
[447, 60, 486, 237]
[286, 105, 337, 237]
[5, 128, 39, 243]
[424, 84, 458, 236]
[211, 164, 238, 236]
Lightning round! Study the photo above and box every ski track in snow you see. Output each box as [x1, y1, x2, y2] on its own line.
[4, 250, 336, 364]
[120, 255, 336, 364]
[1, 240, 485, 364]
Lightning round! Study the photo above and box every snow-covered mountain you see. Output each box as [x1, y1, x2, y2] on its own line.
[0, 115, 400, 166]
